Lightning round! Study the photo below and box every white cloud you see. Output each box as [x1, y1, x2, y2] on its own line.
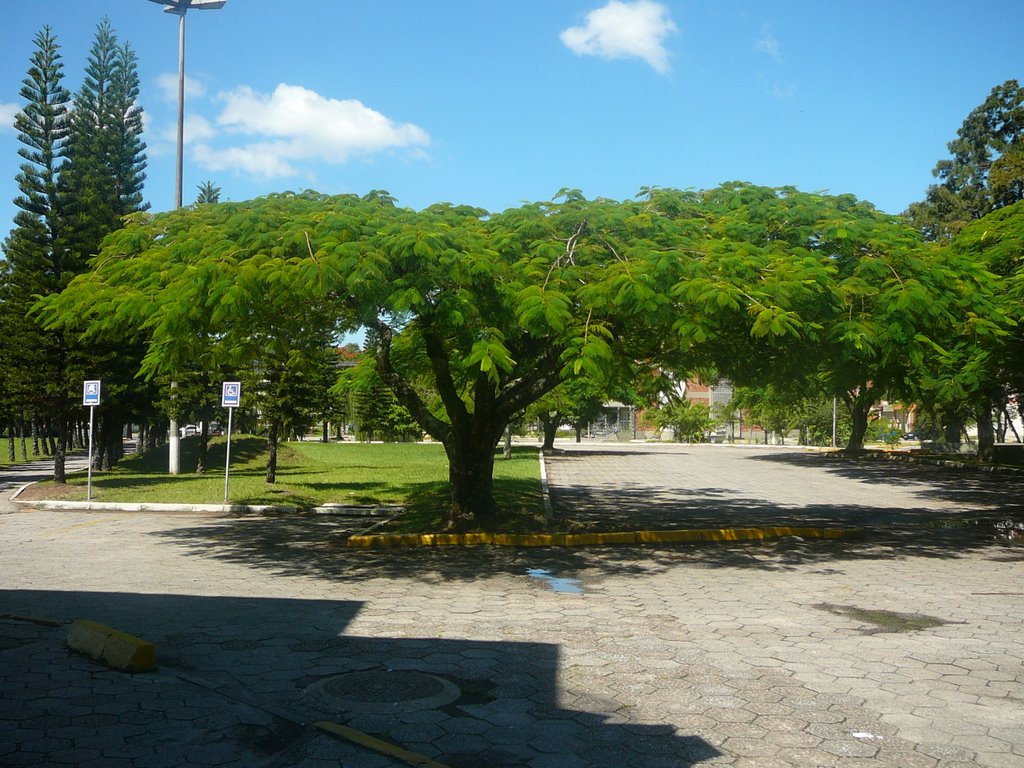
[191, 83, 430, 179]
[0, 103, 19, 131]
[179, 114, 217, 144]
[756, 73, 796, 100]
[561, 0, 678, 74]
[156, 72, 207, 102]
[755, 26, 781, 60]
[770, 82, 796, 100]
[193, 142, 298, 178]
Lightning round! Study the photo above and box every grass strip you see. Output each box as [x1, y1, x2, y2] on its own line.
[25, 438, 545, 532]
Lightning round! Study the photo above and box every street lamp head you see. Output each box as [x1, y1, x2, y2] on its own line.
[148, 0, 226, 14]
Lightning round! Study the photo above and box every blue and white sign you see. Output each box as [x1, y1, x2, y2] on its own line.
[221, 381, 241, 408]
[83, 380, 101, 407]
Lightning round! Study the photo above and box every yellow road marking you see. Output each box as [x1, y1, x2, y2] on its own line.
[45, 516, 119, 534]
[314, 721, 452, 767]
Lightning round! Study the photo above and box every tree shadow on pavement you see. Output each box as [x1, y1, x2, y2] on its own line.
[147, 444, 1024, 584]
[147, 508, 1024, 586]
[747, 450, 1024, 510]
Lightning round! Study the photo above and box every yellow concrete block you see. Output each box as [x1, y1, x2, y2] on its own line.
[459, 532, 494, 546]
[564, 532, 638, 546]
[638, 530, 704, 544]
[493, 533, 562, 547]
[67, 619, 155, 673]
[347, 534, 422, 548]
[703, 528, 766, 542]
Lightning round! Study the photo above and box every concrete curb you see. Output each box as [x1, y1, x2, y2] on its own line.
[539, 450, 553, 524]
[347, 525, 866, 549]
[66, 619, 156, 673]
[13, 498, 297, 514]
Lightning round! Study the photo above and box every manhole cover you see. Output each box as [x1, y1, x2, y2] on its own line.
[308, 670, 461, 713]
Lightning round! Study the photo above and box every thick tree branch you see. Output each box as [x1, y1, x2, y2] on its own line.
[373, 319, 450, 442]
[421, 323, 470, 436]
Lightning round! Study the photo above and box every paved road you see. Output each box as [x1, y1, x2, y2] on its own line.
[1, 444, 1022, 767]
[546, 442, 1024, 531]
[0, 453, 90, 512]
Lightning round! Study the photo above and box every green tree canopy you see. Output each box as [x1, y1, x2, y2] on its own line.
[39, 183, 966, 525]
[907, 79, 1024, 241]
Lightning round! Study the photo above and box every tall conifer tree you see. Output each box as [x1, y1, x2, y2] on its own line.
[58, 18, 150, 473]
[1, 26, 71, 477]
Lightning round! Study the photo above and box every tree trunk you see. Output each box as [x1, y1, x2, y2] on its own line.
[976, 397, 995, 462]
[1003, 405, 1022, 443]
[844, 391, 874, 451]
[443, 427, 501, 530]
[539, 415, 559, 451]
[53, 419, 67, 484]
[7, 425, 14, 463]
[942, 416, 963, 449]
[266, 421, 279, 483]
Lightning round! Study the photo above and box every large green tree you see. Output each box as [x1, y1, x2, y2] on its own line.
[907, 79, 1024, 241]
[667, 184, 962, 450]
[929, 201, 1024, 457]
[1, 26, 72, 479]
[42, 183, 973, 523]
[37, 190, 700, 526]
[56, 17, 149, 473]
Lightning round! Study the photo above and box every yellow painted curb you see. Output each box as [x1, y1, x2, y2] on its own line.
[66, 619, 155, 673]
[348, 526, 865, 549]
[564, 531, 638, 546]
[636, 529, 705, 544]
[493, 533, 567, 547]
[315, 721, 452, 768]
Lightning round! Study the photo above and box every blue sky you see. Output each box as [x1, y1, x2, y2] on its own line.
[1, 0, 1022, 241]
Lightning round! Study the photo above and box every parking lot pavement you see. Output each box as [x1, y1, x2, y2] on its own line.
[2, 445, 1023, 767]
[544, 442, 1024, 531]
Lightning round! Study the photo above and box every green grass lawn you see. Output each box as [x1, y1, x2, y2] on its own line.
[28, 436, 546, 532]
[0, 443, 57, 467]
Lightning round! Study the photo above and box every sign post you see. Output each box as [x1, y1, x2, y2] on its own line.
[82, 381, 101, 501]
[221, 381, 241, 504]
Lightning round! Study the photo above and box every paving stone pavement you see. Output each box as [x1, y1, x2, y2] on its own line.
[1, 443, 1023, 767]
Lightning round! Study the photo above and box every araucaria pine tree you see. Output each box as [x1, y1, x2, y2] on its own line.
[57, 17, 150, 473]
[1, 19, 150, 481]
[0, 26, 71, 479]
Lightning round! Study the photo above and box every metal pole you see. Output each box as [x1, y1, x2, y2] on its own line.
[175, 11, 185, 208]
[87, 406, 95, 502]
[168, 11, 186, 474]
[223, 407, 233, 504]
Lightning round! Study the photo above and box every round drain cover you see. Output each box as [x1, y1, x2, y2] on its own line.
[309, 670, 461, 713]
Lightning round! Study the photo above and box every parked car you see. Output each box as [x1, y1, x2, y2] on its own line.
[902, 432, 919, 441]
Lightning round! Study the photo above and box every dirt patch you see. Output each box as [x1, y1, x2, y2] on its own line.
[13, 483, 84, 502]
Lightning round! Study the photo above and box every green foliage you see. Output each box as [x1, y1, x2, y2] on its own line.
[36, 182, 970, 520]
[650, 398, 714, 443]
[195, 180, 221, 205]
[907, 79, 1024, 241]
[339, 365, 423, 442]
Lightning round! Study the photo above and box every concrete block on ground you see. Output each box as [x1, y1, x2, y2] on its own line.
[66, 619, 155, 673]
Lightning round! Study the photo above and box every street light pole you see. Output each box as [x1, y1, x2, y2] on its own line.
[175, 9, 185, 208]
[150, 0, 226, 474]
